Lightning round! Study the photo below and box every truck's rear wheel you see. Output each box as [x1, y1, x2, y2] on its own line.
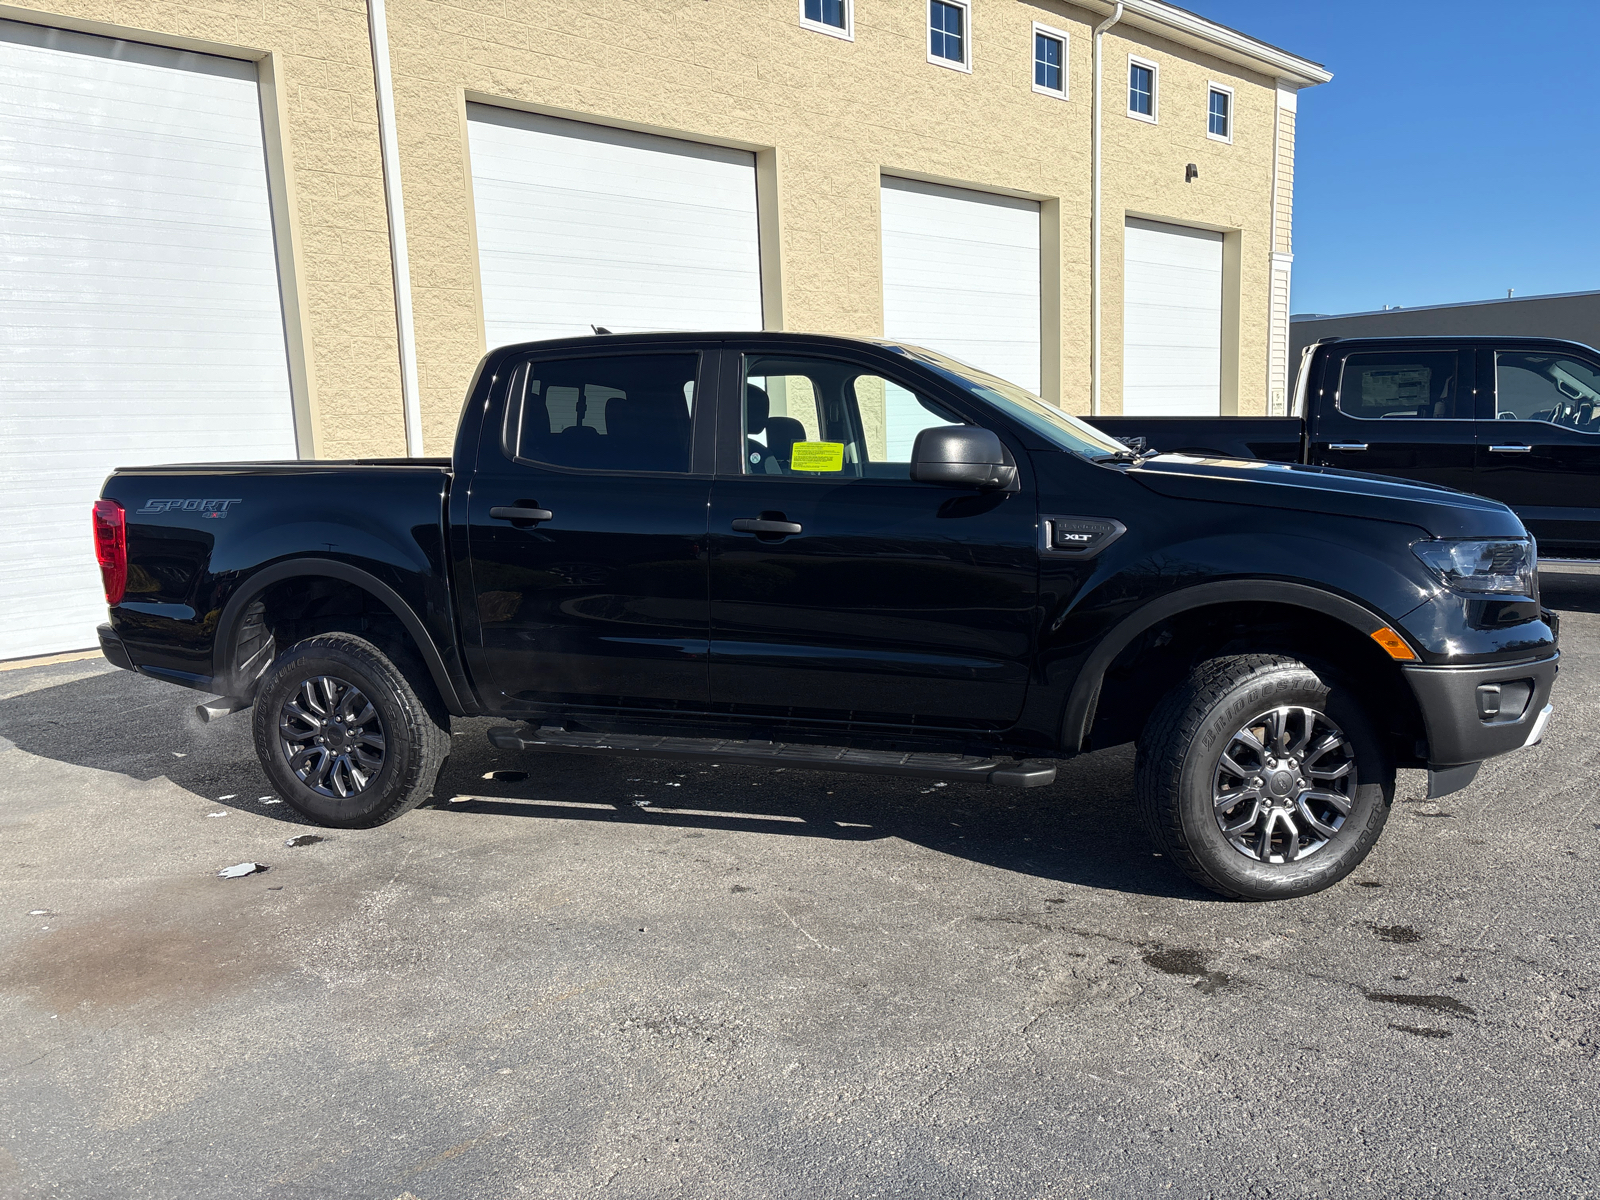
[1136, 654, 1393, 900]
[252, 632, 450, 828]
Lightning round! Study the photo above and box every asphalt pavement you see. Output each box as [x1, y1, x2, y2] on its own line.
[2, 572, 1598, 1199]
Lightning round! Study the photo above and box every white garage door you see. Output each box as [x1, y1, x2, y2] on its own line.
[466, 106, 763, 348]
[880, 176, 1041, 393]
[0, 20, 296, 661]
[1123, 218, 1223, 415]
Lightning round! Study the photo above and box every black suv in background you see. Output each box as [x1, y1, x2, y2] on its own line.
[94, 332, 1557, 900]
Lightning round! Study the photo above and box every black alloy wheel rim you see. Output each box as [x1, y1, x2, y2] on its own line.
[1211, 705, 1357, 864]
[278, 675, 387, 798]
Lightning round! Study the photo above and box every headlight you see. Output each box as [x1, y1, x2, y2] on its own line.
[1412, 538, 1537, 595]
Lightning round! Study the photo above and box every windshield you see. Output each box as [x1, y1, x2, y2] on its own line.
[891, 345, 1132, 458]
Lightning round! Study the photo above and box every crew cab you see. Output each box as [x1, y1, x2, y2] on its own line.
[1093, 336, 1600, 558]
[93, 332, 1558, 900]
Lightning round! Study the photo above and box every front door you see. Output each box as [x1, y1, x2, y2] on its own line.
[1473, 346, 1600, 556]
[464, 348, 713, 713]
[706, 349, 1038, 729]
[1308, 346, 1478, 491]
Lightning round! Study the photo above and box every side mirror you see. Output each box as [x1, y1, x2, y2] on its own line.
[910, 426, 1018, 491]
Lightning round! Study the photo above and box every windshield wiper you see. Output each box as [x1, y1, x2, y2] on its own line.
[1090, 447, 1157, 463]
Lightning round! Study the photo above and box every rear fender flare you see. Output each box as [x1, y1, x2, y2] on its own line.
[212, 558, 466, 713]
[1060, 580, 1391, 752]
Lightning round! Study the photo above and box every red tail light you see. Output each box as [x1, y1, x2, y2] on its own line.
[92, 499, 127, 605]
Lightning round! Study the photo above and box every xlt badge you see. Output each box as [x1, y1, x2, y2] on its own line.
[1043, 516, 1127, 557]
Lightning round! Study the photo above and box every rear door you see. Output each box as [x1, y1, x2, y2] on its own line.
[463, 347, 714, 713]
[1307, 345, 1478, 491]
[1473, 345, 1600, 556]
[705, 346, 1039, 730]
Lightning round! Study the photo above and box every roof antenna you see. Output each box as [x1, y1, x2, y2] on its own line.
[591, 324, 612, 335]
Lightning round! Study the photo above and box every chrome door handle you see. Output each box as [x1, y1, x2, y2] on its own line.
[731, 518, 802, 535]
[1489, 445, 1533, 454]
[489, 505, 554, 522]
[1327, 443, 1368, 451]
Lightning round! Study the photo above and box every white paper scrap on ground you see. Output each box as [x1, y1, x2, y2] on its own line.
[207, 811, 228, 818]
[218, 862, 266, 879]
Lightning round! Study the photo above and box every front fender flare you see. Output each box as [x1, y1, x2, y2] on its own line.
[1059, 580, 1392, 752]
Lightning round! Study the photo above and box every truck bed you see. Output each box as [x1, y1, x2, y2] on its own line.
[99, 459, 455, 697]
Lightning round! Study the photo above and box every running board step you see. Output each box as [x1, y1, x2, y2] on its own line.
[486, 725, 1058, 788]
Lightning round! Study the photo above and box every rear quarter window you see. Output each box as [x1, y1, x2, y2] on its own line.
[1335, 351, 1464, 420]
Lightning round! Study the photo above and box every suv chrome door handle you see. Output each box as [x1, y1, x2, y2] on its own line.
[731, 518, 802, 536]
[1328, 443, 1368, 451]
[489, 505, 554, 522]
[1489, 445, 1533, 454]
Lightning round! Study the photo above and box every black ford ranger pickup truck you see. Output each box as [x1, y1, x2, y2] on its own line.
[93, 332, 1557, 901]
[1092, 335, 1600, 559]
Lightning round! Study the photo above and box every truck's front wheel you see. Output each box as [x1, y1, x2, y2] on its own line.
[1136, 654, 1394, 900]
[251, 632, 450, 828]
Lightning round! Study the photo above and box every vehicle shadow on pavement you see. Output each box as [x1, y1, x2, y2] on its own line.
[427, 737, 1216, 902]
[0, 666, 1212, 902]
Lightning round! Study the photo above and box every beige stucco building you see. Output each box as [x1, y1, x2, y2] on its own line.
[0, 0, 1328, 658]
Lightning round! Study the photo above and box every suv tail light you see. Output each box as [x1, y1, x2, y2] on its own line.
[92, 499, 127, 605]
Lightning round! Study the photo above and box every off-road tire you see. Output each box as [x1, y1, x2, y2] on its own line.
[1136, 654, 1394, 900]
[252, 632, 450, 829]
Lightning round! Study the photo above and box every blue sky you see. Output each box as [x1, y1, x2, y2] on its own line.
[1192, 1, 1600, 316]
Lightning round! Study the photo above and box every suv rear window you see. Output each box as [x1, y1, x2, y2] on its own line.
[506, 353, 697, 473]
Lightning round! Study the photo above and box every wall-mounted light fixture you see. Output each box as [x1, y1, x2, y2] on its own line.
[1185, 163, 1199, 182]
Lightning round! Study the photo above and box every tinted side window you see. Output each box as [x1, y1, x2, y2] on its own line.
[853, 374, 964, 478]
[1336, 352, 1462, 420]
[1495, 351, 1600, 431]
[509, 354, 696, 472]
[741, 354, 963, 480]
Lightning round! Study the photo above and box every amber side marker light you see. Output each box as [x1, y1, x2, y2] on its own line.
[1370, 627, 1417, 661]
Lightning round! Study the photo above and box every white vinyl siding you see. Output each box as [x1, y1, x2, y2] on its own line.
[0, 20, 295, 661]
[880, 176, 1041, 393]
[1122, 218, 1224, 415]
[465, 106, 763, 349]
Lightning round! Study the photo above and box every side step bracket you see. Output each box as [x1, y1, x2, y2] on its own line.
[486, 725, 1058, 788]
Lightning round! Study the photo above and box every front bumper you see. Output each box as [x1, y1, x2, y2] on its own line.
[1402, 651, 1559, 769]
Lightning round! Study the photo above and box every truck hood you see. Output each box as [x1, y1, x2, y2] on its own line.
[1125, 454, 1528, 539]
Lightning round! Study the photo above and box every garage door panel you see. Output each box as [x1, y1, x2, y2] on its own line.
[880, 176, 1041, 394]
[1123, 218, 1223, 417]
[0, 19, 295, 659]
[467, 105, 763, 347]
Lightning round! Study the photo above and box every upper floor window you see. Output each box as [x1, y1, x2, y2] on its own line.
[1207, 84, 1233, 142]
[1033, 24, 1067, 98]
[800, 0, 852, 40]
[928, 0, 970, 72]
[1128, 56, 1157, 122]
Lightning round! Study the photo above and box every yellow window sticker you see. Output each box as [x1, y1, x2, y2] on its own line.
[789, 441, 845, 473]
